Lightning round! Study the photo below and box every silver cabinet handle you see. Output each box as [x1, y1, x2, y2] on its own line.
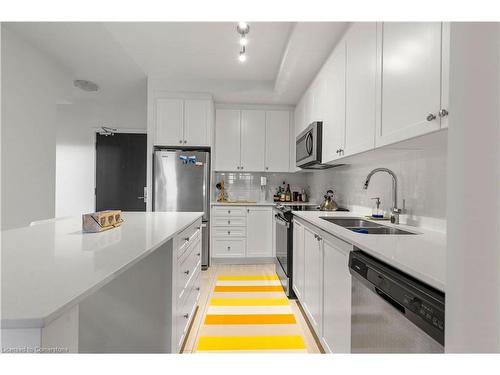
[240, 166, 244, 170]
[228, 210, 231, 214]
[183, 313, 189, 319]
[426, 113, 437, 121]
[195, 287, 200, 291]
[196, 252, 201, 256]
[265, 167, 269, 170]
[183, 140, 187, 144]
[227, 231, 231, 235]
[179, 140, 182, 144]
[227, 220, 231, 225]
[247, 209, 250, 213]
[438, 109, 449, 118]
[227, 246, 231, 251]
[184, 270, 190, 275]
[184, 237, 190, 242]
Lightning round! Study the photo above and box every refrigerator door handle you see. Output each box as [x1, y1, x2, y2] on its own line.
[203, 156, 210, 220]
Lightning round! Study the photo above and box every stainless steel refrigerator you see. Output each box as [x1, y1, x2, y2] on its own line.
[153, 148, 210, 269]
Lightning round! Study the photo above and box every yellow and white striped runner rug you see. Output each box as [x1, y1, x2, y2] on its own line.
[195, 274, 307, 353]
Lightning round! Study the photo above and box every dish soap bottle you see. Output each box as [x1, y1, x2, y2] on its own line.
[371, 197, 383, 218]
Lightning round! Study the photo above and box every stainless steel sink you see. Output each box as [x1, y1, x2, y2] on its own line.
[320, 217, 383, 228]
[349, 227, 417, 235]
[320, 216, 418, 235]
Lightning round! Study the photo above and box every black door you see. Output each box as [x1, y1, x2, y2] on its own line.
[95, 133, 147, 212]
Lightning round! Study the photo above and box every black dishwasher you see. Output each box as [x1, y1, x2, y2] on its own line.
[349, 249, 445, 353]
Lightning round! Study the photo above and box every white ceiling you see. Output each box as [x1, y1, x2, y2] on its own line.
[5, 22, 348, 105]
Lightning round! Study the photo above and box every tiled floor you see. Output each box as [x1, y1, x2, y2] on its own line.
[182, 264, 322, 353]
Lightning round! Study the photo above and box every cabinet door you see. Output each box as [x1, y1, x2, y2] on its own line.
[294, 97, 306, 136]
[322, 233, 352, 353]
[246, 207, 273, 257]
[265, 111, 290, 172]
[155, 98, 184, 146]
[240, 110, 266, 171]
[215, 109, 241, 171]
[344, 22, 378, 156]
[377, 22, 442, 147]
[184, 99, 211, 146]
[322, 41, 346, 163]
[303, 226, 322, 335]
[292, 220, 305, 300]
[303, 89, 313, 125]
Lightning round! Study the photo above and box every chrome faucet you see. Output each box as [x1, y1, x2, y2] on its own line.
[363, 168, 402, 224]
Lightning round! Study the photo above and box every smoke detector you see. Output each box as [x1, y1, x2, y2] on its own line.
[74, 80, 99, 92]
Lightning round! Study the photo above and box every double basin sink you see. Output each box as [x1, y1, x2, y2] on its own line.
[320, 217, 418, 235]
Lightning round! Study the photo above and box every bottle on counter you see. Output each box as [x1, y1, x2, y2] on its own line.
[280, 182, 286, 202]
[301, 188, 307, 202]
[285, 184, 291, 202]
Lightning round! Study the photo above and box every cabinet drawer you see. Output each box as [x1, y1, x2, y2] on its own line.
[212, 226, 246, 238]
[212, 238, 246, 257]
[175, 269, 201, 352]
[178, 236, 202, 298]
[213, 216, 246, 227]
[177, 224, 201, 259]
[213, 206, 246, 217]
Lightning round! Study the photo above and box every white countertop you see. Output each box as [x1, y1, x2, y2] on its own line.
[1, 212, 203, 329]
[292, 211, 446, 292]
[211, 202, 318, 206]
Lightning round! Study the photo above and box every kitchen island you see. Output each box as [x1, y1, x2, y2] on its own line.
[1, 212, 203, 353]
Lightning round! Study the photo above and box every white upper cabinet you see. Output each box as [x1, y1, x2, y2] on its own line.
[265, 111, 290, 172]
[154, 97, 212, 147]
[155, 98, 184, 146]
[303, 89, 314, 126]
[377, 22, 444, 147]
[215, 107, 292, 172]
[184, 99, 212, 147]
[344, 22, 378, 157]
[294, 97, 306, 136]
[240, 110, 266, 172]
[215, 109, 241, 171]
[322, 41, 346, 163]
[245, 207, 273, 257]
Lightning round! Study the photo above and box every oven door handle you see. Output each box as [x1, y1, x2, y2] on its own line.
[274, 214, 290, 228]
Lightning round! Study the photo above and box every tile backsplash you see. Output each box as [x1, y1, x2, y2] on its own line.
[306, 147, 447, 231]
[213, 172, 309, 202]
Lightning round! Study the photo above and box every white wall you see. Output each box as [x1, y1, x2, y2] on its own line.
[1, 26, 72, 230]
[306, 145, 447, 231]
[55, 90, 146, 217]
[445, 23, 500, 353]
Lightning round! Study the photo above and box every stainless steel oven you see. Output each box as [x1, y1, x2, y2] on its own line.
[274, 208, 294, 298]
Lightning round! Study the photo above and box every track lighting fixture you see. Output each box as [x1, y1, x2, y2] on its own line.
[236, 22, 250, 63]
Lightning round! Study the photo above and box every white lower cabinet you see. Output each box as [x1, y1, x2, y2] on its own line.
[211, 206, 273, 260]
[292, 219, 305, 300]
[302, 225, 323, 335]
[173, 219, 202, 353]
[321, 232, 353, 353]
[294, 218, 353, 353]
[246, 207, 273, 257]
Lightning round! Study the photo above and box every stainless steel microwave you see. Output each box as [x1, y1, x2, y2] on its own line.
[296, 122, 336, 169]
